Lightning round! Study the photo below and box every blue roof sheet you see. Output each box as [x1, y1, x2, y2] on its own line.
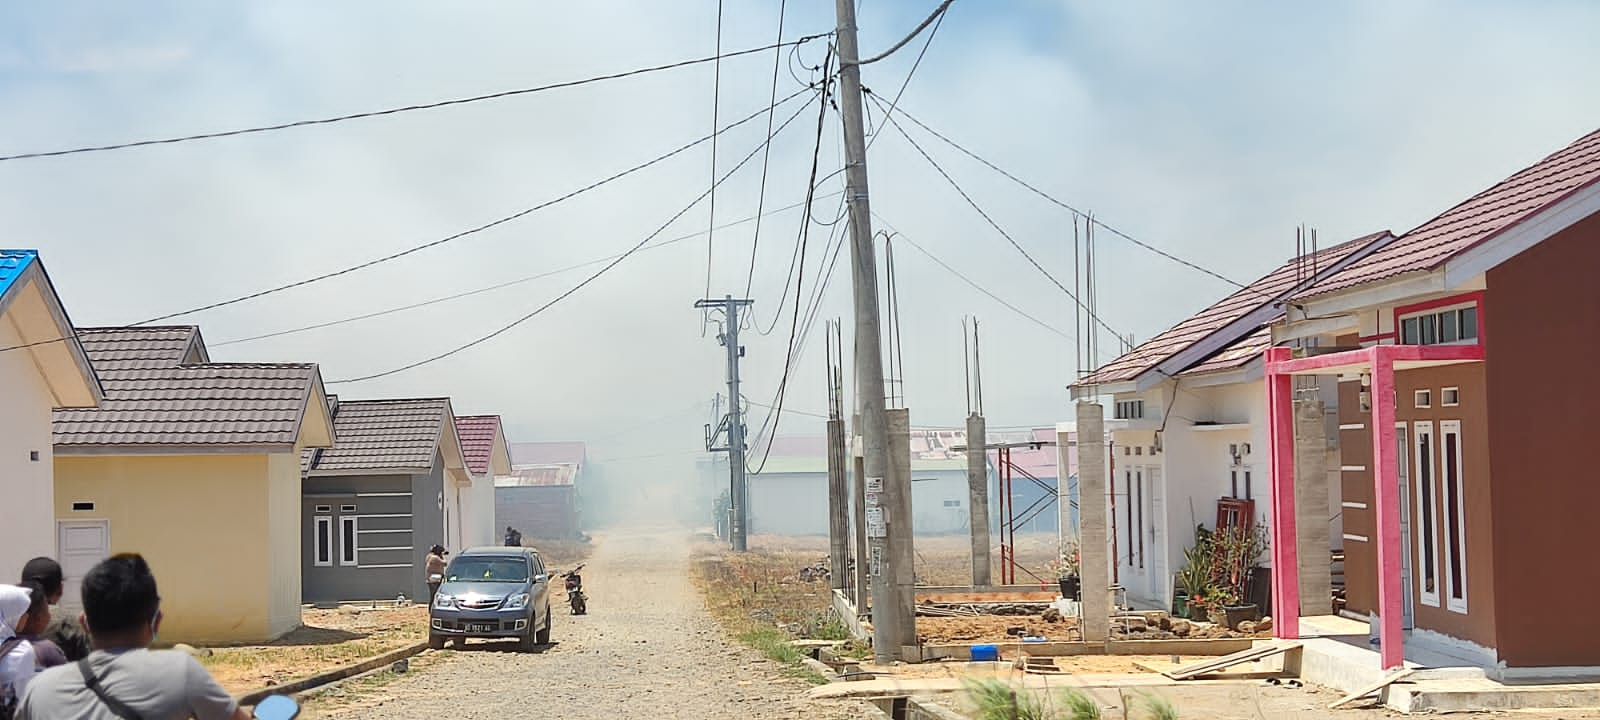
[0, 250, 39, 300]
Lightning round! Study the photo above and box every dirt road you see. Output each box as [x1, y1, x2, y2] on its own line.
[313, 528, 868, 720]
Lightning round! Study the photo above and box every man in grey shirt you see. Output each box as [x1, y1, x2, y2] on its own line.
[17, 554, 248, 720]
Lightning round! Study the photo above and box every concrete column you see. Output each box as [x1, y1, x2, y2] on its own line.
[966, 413, 990, 587]
[1294, 398, 1333, 617]
[827, 418, 850, 592]
[885, 408, 917, 658]
[1075, 402, 1110, 644]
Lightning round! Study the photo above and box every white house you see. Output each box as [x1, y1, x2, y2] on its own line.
[1070, 232, 1393, 611]
[453, 415, 513, 549]
[0, 250, 102, 582]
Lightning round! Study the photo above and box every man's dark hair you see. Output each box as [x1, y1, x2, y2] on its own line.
[81, 554, 160, 635]
[20, 557, 64, 599]
[19, 580, 47, 619]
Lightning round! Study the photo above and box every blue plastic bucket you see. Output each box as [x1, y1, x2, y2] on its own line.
[970, 644, 1000, 662]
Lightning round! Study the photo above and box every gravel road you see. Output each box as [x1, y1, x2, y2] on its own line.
[314, 528, 869, 720]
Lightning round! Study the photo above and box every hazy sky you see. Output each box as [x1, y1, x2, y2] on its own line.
[2, 1, 1598, 476]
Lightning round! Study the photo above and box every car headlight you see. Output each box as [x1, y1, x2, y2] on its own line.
[433, 593, 454, 609]
[504, 593, 530, 609]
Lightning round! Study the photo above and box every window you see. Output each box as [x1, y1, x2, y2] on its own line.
[1441, 387, 1460, 407]
[339, 516, 358, 566]
[314, 516, 333, 567]
[1414, 421, 1440, 607]
[1134, 446, 1143, 456]
[1114, 399, 1145, 420]
[315, 505, 331, 513]
[942, 499, 961, 508]
[1441, 421, 1468, 613]
[340, 504, 357, 513]
[1414, 390, 1431, 409]
[1134, 469, 1144, 569]
[1124, 470, 1135, 566]
[1229, 467, 1253, 501]
[1400, 305, 1480, 345]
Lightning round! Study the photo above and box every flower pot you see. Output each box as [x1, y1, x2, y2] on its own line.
[1058, 575, 1081, 600]
[1172, 591, 1191, 619]
[1222, 603, 1260, 630]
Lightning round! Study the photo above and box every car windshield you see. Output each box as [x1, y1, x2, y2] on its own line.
[445, 557, 529, 583]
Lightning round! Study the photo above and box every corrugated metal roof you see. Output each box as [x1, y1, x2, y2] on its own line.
[0, 250, 38, 300]
[509, 442, 585, 466]
[454, 415, 503, 475]
[306, 398, 453, 474]
[1075, 233, 1388, 387]
[1302, 127, 1600, 298]
[54, 363, 320, 447]
[497, 465, 576, 487]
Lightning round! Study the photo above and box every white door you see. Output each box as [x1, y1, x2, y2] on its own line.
[57, 520, 110, 611]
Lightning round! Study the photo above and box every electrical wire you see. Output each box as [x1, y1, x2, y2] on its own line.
[868, 93, 1126, 342]
[123, 85, 816, 328]
[0, 35, 831, 164]
[872, 213, 1072, 340]
[741, 0, 790, 304]
[324, 87, 822, 385]
[212, 190, 845, 347]
[864, 0, 944, 151]
[850, 0, 954, 66]
[871, 99, 1260, 295]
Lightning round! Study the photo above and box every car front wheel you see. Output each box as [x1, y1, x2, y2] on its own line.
[534, 605, 552, 645]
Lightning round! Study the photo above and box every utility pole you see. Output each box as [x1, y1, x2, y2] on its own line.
[834, 0, 906, 663]
[697, 295, 754, 551]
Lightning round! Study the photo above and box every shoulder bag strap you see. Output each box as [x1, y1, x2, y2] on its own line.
[76, 658, 146, 720]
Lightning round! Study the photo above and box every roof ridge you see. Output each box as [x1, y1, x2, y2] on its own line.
[77, 325, 200, 333]
[337, 396, 453, 404]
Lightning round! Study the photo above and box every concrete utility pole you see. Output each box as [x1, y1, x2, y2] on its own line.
[833, 0, 904, 663]
[696, 296, 754, 551]
[964, 318, 990, 587]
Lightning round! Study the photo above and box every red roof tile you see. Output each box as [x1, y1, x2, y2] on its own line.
[1076, 233, 1389, 387]
[453, 415, 503, 475]
[1302, 127, 1600, 298]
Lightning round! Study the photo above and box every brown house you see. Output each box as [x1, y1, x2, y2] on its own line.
[1266, 126, 1600, 674]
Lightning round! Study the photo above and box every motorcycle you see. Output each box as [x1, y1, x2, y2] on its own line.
[562, 563, 588, 615]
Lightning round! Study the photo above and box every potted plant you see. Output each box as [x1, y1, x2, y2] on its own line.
[1175, 532, 1214, 619]
[1048, 541, 1081, 600]
[1210, 523, 1268, 628]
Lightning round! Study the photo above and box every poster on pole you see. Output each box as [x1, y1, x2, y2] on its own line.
[866, 476, 884, 493]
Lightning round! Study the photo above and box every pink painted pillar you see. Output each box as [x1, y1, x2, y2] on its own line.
[1264, 347, 1299, 640]
[1369, 347, 1405, 669]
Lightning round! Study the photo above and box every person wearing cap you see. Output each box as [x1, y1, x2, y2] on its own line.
[424, 545, 449, 600]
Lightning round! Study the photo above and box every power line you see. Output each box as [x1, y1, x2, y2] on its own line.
[852, 0, 955, 66]
[0, 35, 831, 164]
[870, 98, 1258, 294]
[128, 85, 817, 328]
[868, 93, 1126, 342]
[213, 190, 845, 348]
[742, 0, 791, 303]
[325, 87, 821, 385]
[864, 0, 945, 151]
[872, 213, 1072, 341]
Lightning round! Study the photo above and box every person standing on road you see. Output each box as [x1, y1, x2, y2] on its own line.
[503, 526, 522, 547]
[1, 583, 43, 714]
[425, 545, 449, 599]
[19, 558, 87, 665]
[15, 553, 250, 720]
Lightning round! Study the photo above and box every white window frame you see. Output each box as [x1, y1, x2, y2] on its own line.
[1414, 389, 1431, 409]
[1413, 421, 1441, 608]
[1114, 399, 1145, 420]
[314, 516, 333, 567]
[1441, 420, 1468, 614]
[1398, 302, 1480, 347]
[339, 516, 359, 566]
[1441, 386, 1460, 407]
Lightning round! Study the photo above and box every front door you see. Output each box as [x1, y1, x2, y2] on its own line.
[57, 520, 110, 612]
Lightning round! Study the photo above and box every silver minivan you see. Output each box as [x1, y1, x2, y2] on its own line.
[428, 546, 552, 650]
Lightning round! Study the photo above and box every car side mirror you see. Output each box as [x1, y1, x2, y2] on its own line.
[533, 574, 548, 583]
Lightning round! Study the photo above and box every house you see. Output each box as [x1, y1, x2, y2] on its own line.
[301, 397, 471, 604]
[0, 250, 102, 584]
[452, 415, 513, 549]
[498, 442, 586, 539]
[1069, 232, 1395, 611]
[1266, 126, 1600, 673]
[53, 325, 335, 643]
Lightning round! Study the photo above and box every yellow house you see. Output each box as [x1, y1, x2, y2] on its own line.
[53, 326, 334, 644]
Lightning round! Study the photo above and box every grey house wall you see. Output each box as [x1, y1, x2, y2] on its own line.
[495, 485, 576, 539]
[303, 451, 447, 603]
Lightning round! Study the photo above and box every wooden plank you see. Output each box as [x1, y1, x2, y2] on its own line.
[1133, 659, 1283, 680]
[1163, 641, 1301, 680]
[1328, 668, 1413, 709]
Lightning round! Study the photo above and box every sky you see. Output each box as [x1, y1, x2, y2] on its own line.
[2, 1, 1598, 483]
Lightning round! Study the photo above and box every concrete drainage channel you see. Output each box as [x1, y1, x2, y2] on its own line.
[233, 642, 429, 708]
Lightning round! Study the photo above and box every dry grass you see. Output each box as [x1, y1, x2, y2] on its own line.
[691, 540, 850, 684]
[299, 649, 456, 718]
[746, 532, 1062, 587]
[200, 606, 429, 695]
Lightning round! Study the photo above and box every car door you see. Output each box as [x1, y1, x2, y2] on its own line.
[530, 551, 550, 612]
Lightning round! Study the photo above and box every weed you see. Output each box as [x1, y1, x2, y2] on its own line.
[1058, 688, 1101, 720]
[963, 677, 1053, 720]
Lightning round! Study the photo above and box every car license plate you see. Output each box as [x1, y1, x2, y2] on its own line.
[468, 623, 495, 633]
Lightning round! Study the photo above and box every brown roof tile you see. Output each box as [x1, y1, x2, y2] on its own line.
[76, 326, 208, 376]
[54, 363, 320, 447]
[1180, 326, 1273, 376]
[306, 398, 453, 474]
[1076, 232, 1389, 387]
[1302, 127, 1600, 298]
[453, 415, 503, 475]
